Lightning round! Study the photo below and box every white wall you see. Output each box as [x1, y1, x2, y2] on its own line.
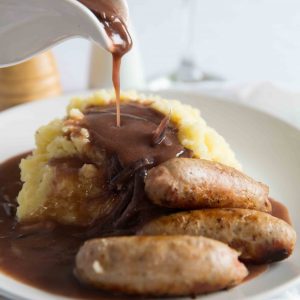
[53, 0, 300, 91]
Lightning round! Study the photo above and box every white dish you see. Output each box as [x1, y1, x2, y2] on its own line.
[0, 89, 299, 300]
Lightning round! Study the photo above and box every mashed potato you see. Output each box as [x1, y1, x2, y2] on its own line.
[17, 90, 241, 225]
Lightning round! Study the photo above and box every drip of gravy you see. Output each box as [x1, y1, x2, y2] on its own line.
[79, 0, 133, 127]
[0, 153, 294, 298]
[270, 198, 292, 225]
[244, 264, 269, 282]
[112, 55, 122, 126]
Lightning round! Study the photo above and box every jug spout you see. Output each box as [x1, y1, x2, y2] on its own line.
[0, 0, 118, 67]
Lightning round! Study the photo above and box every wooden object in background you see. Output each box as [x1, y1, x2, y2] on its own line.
[0, 51, 61, 110]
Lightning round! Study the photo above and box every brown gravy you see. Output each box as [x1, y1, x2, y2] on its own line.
[244, 264, 269, 282]
[270, 198, 292, 225]
[83, 103, 191, 167]
[0, 154, 293, 298]
[78, 0, 133, 127]
[0, 153, 130, 299]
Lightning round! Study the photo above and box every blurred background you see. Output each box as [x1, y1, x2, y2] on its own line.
[1, 0, 299, 126]
[52, 0, 300, 92]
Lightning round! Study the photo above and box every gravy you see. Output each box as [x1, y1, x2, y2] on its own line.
[78, 0, 133, 127]
[0, 153, 293, 298]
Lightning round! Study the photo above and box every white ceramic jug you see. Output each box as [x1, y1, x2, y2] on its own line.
[0, 0, 128, 67]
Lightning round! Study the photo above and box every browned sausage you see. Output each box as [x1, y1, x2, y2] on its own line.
[145, 158, 271, 212]
[139, 209, 296, 264]
[75, 236, 248, 296]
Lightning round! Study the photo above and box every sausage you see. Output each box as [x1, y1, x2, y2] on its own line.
[75, 236, 248, 296]
[145, 158, 271, 212]
[139, 209, 296, 264]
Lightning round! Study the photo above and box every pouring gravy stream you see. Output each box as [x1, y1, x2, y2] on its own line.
[79, 0, 133, 127]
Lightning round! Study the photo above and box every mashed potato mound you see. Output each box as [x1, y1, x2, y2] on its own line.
[17, 90, 241, 225]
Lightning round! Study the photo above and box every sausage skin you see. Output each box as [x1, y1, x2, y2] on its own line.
[75, 236, 248, 296]
[145, 158, 271, 212]
[139, 209, 296, 264]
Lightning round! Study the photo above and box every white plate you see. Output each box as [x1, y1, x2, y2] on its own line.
[0, 90, 299, 300]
